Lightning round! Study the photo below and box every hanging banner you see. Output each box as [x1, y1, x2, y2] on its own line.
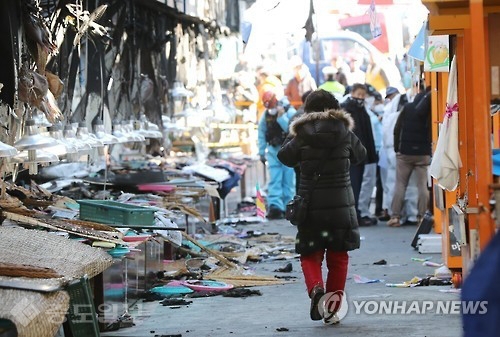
[424, 35, 450, 72]
[408, 21, 427, 62]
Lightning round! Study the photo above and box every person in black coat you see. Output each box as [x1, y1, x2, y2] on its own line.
[340, 83, 378, 223]
[387, 86, 432, 227]
[278, 89, 366, 324]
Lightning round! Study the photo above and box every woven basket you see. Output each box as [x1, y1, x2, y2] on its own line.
[0, 227, 113, 278]
[0, 288, 69, 337]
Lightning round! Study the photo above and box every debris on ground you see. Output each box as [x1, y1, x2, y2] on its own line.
[143, 292, 168, 302]
[206, 266, 292, 287]
[274, 262, 293, 272]
[185, 291, 225, 298]
[423, 261, 443, 267]
[180, 287, 263, 299]
[435, 265, 452, 279]
[274, 275, 298, 280]
[160, 298, 193, 306]
[169, 279, 234, 292]
[353, 274, 384, 284]
[386, 276, 453, 288]
[373, 259, 387, 265]
[222, 288, 262, 298]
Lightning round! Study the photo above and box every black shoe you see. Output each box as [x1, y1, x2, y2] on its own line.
[359, 216, 376, 227]
[377, 209, 390, 221]
[266, 206, 284, 220]
[403, 220, 418, 226]
[361, 216, 378, 226]
[309, 285, 324, 321]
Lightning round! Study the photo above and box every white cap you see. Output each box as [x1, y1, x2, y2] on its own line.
[322, 66, 338, 75]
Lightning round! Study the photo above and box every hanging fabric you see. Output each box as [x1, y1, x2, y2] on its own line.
[429, 55, 462, 191]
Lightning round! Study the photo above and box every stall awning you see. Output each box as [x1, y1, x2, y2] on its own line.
[422, 0, 500, 13]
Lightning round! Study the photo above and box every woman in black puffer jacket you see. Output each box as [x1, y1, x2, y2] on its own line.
[278, 89, 366, 324]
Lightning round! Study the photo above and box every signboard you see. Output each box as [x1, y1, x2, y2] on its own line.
[424, 35, 450, 72]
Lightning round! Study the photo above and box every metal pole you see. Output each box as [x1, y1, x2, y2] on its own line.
[312, 0, 320, 84]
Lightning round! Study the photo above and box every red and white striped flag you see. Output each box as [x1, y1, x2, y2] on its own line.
[255, 182, 266, 219]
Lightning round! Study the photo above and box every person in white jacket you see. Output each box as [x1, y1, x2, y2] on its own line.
[358, 88, 383, 226]
[379, 88, 419, 225]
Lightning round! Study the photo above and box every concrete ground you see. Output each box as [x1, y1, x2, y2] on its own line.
[102, 219, 463, 337]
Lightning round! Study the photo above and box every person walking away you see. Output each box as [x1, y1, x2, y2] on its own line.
[258, 91, 297, 219]
[285, 55, 317, 110]
[357, 86, 383, 226]
[278, 89, 365, 324]
[387, 87, 432, 227]
[318, 66, 345, 101]
[341, 83, 378, 223]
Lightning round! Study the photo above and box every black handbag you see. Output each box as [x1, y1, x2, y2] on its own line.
[285, 195, 309, 226]
[285, 149, 331, 226]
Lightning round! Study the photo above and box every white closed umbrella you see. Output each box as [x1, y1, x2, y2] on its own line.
[429, 55, 462, 191]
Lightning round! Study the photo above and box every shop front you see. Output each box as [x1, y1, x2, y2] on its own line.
[422, 0, 498, 281]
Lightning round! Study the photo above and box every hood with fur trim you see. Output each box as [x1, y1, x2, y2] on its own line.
[289, 109, 355, 148]
[290, 109, 354, 135]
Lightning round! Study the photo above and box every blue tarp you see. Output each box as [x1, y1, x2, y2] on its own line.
[492, 148, 500, 176]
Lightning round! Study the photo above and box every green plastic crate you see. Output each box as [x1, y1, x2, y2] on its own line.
[77, 200, 155, 227]
[64, 276, 100, 337]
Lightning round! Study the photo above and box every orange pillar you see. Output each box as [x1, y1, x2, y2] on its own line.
[430, 72, 443, 234]
[469, 0, 495, 250]
[459, 32, 478, 275]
